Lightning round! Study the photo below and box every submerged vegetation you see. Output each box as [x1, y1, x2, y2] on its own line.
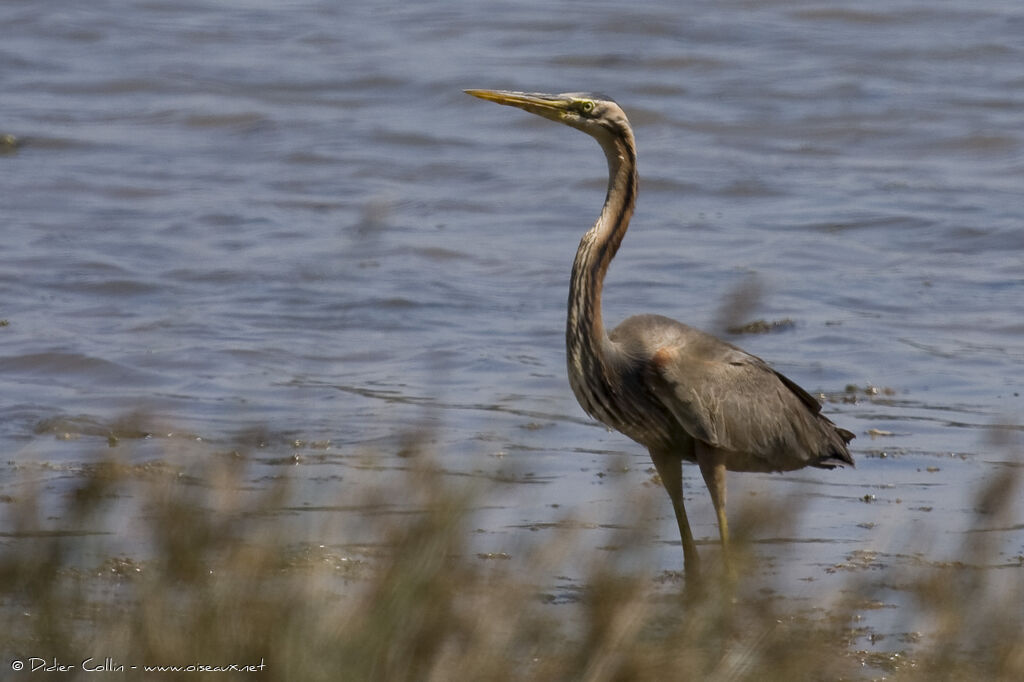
[0, 424, 1021, 681]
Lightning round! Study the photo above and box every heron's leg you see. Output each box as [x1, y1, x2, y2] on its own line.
[696, 443, 733, 574]
[650, 449, 700, 578]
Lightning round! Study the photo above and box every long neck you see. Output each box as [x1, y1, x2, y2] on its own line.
[566, 127, 638, 413]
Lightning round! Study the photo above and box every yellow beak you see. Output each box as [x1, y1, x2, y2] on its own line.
[464, 89, 569, 121]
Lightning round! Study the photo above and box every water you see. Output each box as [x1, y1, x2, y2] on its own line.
[3, 0, 1023, 644]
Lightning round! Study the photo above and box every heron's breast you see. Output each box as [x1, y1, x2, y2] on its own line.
[568, 360, 680, 450]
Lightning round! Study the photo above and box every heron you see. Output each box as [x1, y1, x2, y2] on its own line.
[465, 89, 854, 579]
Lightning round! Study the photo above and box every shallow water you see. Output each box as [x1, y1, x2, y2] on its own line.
[2, 0, 1023, 650]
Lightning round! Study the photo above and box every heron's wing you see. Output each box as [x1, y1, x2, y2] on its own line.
[646, 337, 853, 471]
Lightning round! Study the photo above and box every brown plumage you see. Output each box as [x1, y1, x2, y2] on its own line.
[466, 89, 854, 578]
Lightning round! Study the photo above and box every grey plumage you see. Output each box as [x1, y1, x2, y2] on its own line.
[466, 89, 854, 579]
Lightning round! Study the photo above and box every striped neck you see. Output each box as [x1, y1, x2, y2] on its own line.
[565, 127, 638, 417]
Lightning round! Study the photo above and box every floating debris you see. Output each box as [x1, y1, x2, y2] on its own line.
[727, 317, 796, 335]
[476, 552, 511, 561]
[0, 133, 20, 154]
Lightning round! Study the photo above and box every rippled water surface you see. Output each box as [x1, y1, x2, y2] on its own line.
[3, 0, 1023, 644]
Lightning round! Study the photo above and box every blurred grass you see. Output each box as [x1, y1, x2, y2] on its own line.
[1, 426, 1021, 681]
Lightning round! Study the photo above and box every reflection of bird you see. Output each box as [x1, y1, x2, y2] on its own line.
[466, 90, 854, 578]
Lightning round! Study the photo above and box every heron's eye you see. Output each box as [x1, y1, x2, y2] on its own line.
[579, 100, 595, 115]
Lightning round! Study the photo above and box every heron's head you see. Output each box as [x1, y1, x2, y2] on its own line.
[465, 89, 631, 144]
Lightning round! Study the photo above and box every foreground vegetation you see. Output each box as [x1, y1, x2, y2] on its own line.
[1, 427, 1021, 681]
